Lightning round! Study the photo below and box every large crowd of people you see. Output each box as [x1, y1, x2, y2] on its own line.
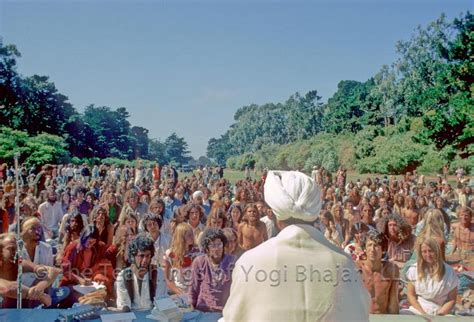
[0, 161, 472, 318]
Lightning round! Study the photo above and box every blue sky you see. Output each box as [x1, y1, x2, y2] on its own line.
[0, 0, 470, 158]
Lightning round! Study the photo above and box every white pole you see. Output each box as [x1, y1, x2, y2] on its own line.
[14, 153, 23, 309]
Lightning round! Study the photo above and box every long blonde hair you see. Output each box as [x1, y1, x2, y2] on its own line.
[170, 223, 193, 268]
[415, 236, 445, 282]
[419, 209, 446, 241]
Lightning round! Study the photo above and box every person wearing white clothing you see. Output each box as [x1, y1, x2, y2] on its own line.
[21, 217, 54, 287]
[404, 236, 459, 316]
[115, 234, 167, 311]
[38, 190, 64, 239]
[259, 206, 278, 238]
[221, 171, 369, 322]
[142, 213, 171, 267]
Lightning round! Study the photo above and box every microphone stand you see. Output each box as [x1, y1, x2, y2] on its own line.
[13, 153, 23, 309]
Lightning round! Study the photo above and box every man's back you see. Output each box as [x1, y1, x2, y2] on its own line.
[222, 224, 370, 322]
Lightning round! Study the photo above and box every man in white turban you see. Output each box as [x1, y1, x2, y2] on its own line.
[221, 171, 370, 322]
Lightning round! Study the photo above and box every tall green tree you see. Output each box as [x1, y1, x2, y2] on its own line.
[406, 12, 473, 155]
[207, 132, 232, 165]
[82, 105, 133, 159]
[286, 90, 323, 141]
[148, 138, 167, 164]
[323, 80, 375, 133]
[164, 133, 191, 166]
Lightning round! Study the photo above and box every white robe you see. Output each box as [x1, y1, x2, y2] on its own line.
[221, 224, 370, 322]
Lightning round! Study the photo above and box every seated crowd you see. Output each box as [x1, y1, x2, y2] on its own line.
[0, 162, 472, 317]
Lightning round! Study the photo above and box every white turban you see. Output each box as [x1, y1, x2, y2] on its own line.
[264, 170, 322, 222]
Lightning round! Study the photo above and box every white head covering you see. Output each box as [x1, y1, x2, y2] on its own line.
[264, 170, 322, 222]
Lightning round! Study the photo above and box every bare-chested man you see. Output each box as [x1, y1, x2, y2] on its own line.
[238, 204, 268, 251]
[357, 230, 399, 314]
[344, 200, 361, 227]
[401, 196, 419, 227]
[451, 206, 474, 254]
[0, 233, 60, 308]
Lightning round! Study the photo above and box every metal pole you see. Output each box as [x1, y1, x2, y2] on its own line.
[14, 153, 23, 309]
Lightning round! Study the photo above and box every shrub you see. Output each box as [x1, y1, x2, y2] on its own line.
[417, 147, 447, 174]
[449, 155, 473, 175]
[355, 131, 427, 174]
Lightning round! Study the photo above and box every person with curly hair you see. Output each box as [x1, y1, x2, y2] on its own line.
[115, 234, 167, 311]
[189, 228, 235, 315]
[377, 214, 415, 268]
[357, 230, 399, 314]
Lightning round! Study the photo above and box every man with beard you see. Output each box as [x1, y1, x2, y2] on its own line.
[377, 214, 415, 269]
[115, 234, 167, 311]
[21, 217, 54, 287]
[38, 190, 63, 239]
[0, 232, 60, 308]
[189, 228, 235, 316]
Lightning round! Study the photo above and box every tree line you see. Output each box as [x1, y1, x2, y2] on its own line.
[206, 12, 473, 174]
[0, 42, 192, 166]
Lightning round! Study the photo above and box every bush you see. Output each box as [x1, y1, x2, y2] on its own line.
[254, 144, 281, 170]
[338, 135, 356, 170]
[450, 155, 474, 175]
[304, 144, 339, 173]
[355, 131, 427, 174]
[354, 125, 382, 160]
[286, 141, 312, 170]
[71, 157, 83, 165]
[235, 153, 256, 170]
[226, 156, 238, 169]
[417, 148, 447, 174]
[0, 127, 70, 166]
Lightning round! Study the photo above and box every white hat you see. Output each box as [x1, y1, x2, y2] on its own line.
[264, 170, 322, 222]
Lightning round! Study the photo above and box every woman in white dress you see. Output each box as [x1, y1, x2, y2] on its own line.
[405, 236, 459, 316]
